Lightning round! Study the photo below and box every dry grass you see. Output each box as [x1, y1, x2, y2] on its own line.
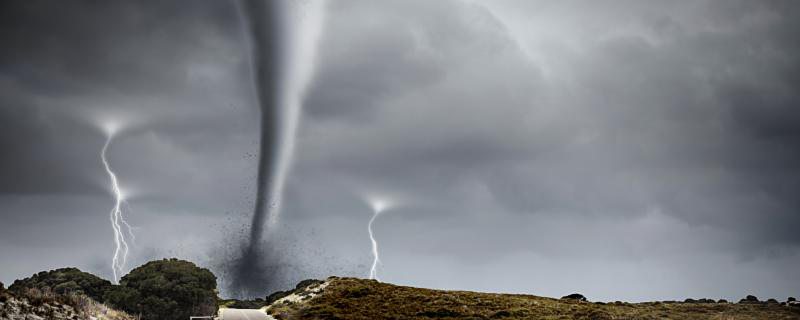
[1, 287, 137, 320]
[75, 294, 138, 320]
[270, 277, 800, 320]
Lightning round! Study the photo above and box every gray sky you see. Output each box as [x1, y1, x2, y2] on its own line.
[1, 0, 799, 302]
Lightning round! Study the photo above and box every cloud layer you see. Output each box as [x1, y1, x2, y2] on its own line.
[1, 0, 798, 301]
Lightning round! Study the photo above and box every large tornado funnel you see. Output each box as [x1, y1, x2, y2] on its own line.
[231, 0, 325, 297]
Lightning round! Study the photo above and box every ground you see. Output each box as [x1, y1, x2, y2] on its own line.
[0, 287, 134, 320]
[265, 277, 800, 320]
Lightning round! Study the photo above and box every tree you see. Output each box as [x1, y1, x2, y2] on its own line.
[105, 258, 218, 320]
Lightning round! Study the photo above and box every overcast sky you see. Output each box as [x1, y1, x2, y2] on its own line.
[1, 0, 799, 302]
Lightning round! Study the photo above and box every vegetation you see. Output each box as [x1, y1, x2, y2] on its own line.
[267, 279, 325, 304]
[1, 286, 134, 320]
[269, 277, 800, 320]
[0, 282, 8, 304]
[220, 297, 267, 309]
[4, 259, 219, 319]
[220, 278, 324, 310]
[7, 261, 799, 319]
[8, 267, 113, 302]
[104, 258, 218, 320]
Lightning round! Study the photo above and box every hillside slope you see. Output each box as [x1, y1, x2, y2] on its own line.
[266, 277, 800, 320]
[0, 282, 134, 320]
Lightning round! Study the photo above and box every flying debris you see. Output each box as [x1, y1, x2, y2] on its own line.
[98, 121, 134, 283]
[365, 196, 395, 281]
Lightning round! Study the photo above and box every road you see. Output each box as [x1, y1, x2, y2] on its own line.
[218, 308, 274, 320]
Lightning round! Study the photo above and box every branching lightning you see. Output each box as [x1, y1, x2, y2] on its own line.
[99, 122, 133, 283]
[366, 196, 393, 281]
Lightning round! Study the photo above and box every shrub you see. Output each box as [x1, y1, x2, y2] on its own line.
[294, 279, 323, 291]
[227, 298, 266, 309]
[490, 310, 511, 318]
[562, 293, 587, 301]
[266, 290, 292, 304]
[104, 258, 218, 320]
[8, 267, 112, 302]
[263, 278, 323, 304]
[342, 285, 372, 298]
[103, 286, 142, 312]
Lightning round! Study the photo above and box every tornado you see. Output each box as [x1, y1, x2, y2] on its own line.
[231, 0, 325, 297]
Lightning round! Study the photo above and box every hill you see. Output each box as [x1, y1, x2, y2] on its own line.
[265, 277, 800, 320]
[5, 263, 799, 319]
[1, 280, 133, 320]
[4, 259, 218, 320]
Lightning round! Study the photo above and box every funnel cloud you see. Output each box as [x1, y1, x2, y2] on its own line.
[230, 0, 325, 297]
[229, 0, 283, 297]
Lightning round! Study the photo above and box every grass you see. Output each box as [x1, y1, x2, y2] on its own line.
[268, 277, 800, 320]
[1, 286, 137, 320]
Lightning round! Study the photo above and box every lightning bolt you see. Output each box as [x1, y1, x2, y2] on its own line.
[366, 197, 393, 281]
[367, 210, 382, 281]
[100, 128, 133, 283]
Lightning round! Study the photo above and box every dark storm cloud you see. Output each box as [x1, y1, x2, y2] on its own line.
[295, 0, 800, 244]
[2, 0, 800, 301]
[0, 0, 253, 196]
[285, 0, 800, 300]
[0, 98, 99, 194]
[1, 0, 261, 286]
[0, 1, 239, 95]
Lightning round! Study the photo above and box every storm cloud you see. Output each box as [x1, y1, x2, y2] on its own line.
[1, 0, 799, 301]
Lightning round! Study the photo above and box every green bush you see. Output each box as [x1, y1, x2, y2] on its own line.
[104, 258, 218, 320]
[8, 267, 112, 302]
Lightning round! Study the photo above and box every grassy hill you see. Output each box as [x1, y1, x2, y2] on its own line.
[1, 281, 133, 320]
[266, 277, 800, 320]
